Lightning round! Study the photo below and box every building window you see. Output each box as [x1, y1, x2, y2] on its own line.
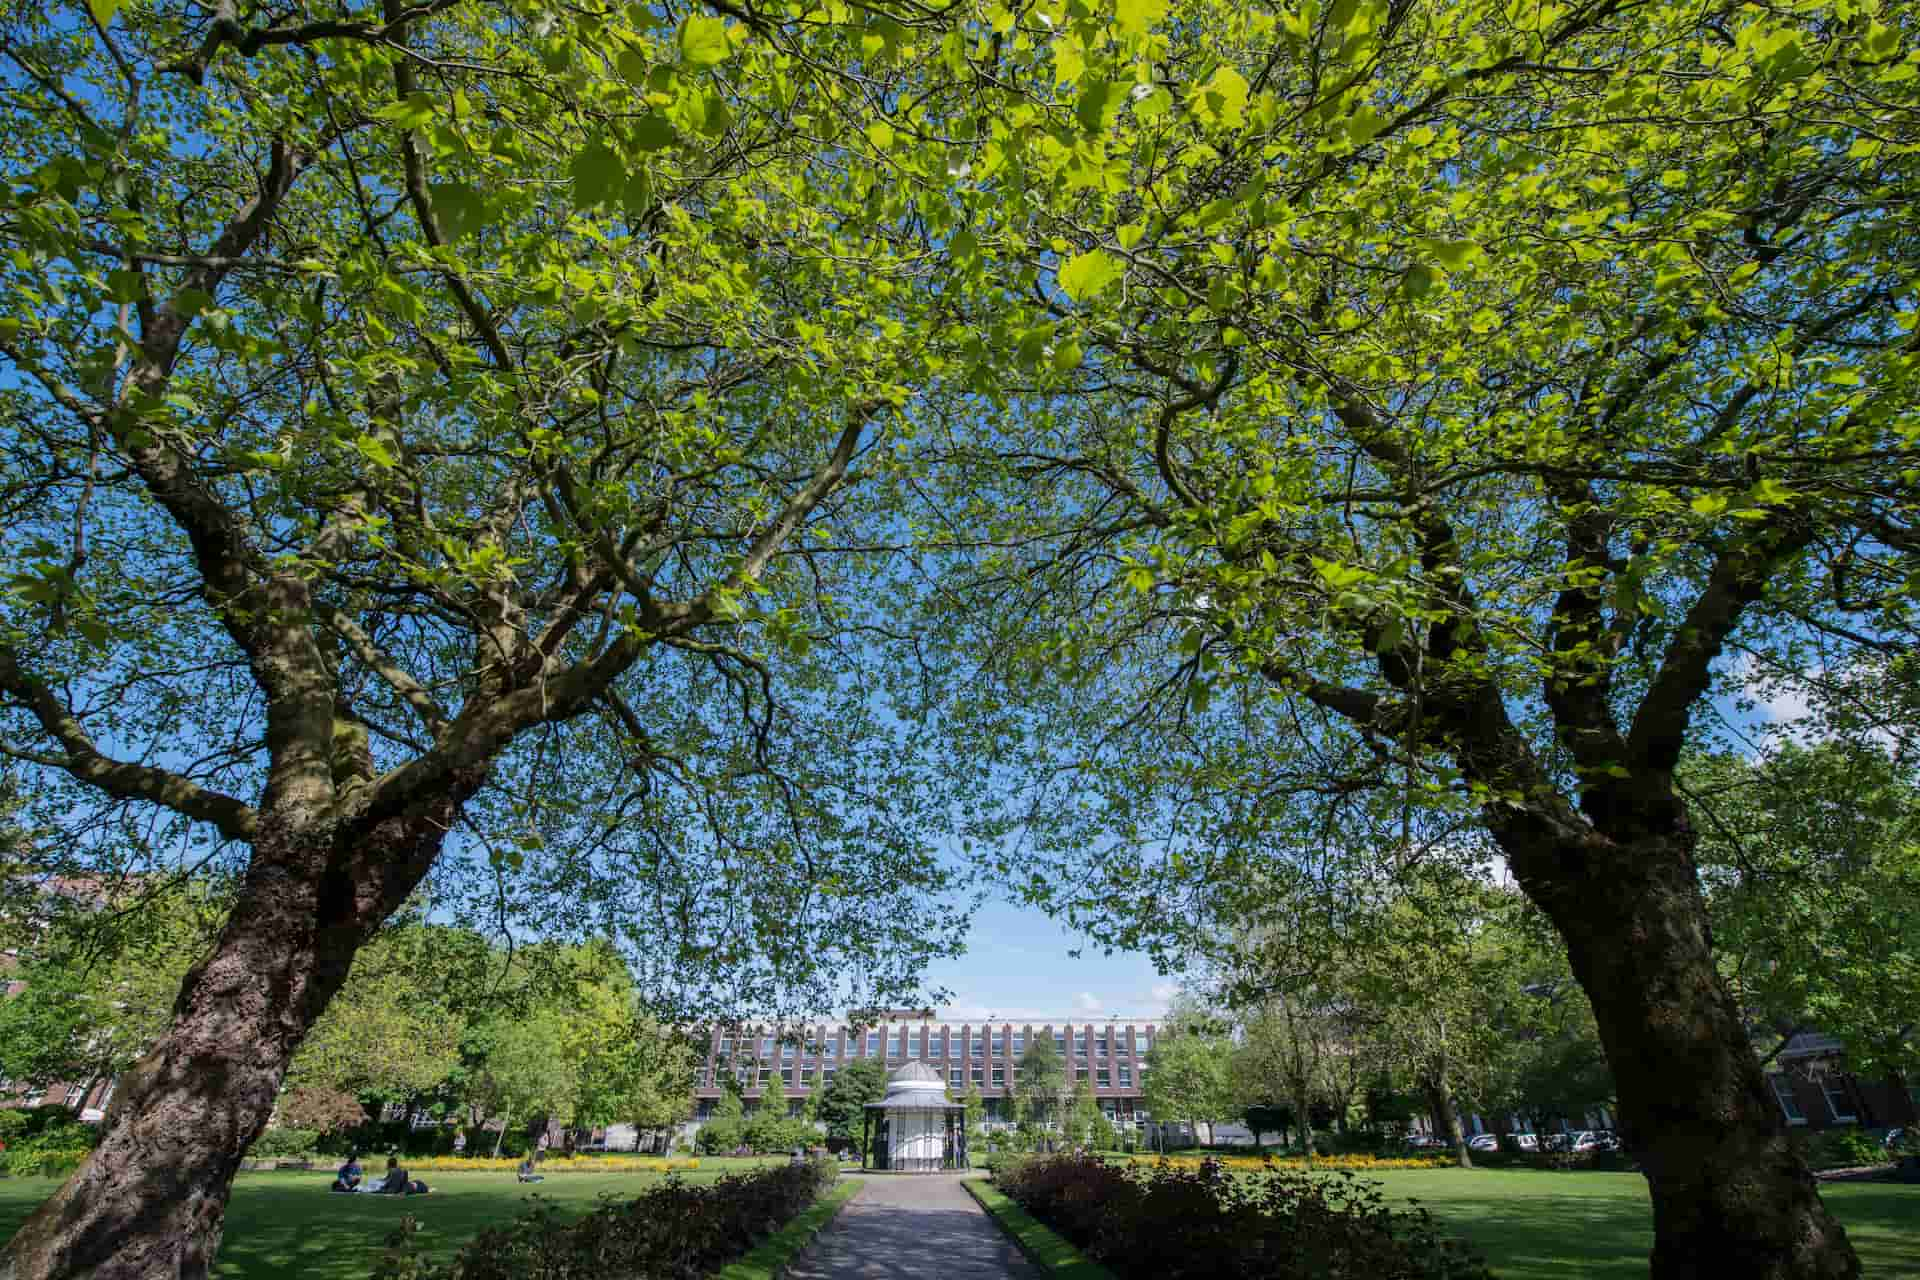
[971, 1065, 984, 1086]
[1096, 1030, 1108, 1058]
[781, 1040, 795, 1059]
[991, 1031, 1005, 1056]
[1054, 1031, 1066, 1052]
[1097, 1070, 1110, 1088]
[1139, 1032, 1154, 1054]
[718, 1037, 733, 1057]
[1770, 1074, 1806, 1124]
[759, 1068, 772, 1087]
[950, 1066, 963, 1087]
[1012, 1032, 1025, 1055]
[866, 1031, 879, 1056]
[1118, 1066, 1133, 1087]
[1075, 1067, 1089, 1083]
[1075, 1031, 1088, 1057]
[992, 1066, 1005, 1087]
[970, 1034, 984, 1056]
[780, 1068, 794, 1086]
[1821, 1077, 1857, 1123]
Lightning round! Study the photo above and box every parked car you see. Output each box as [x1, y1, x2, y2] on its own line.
[1467, 1134, 1499, 1152]
[1404, 1134, 1445, 1149]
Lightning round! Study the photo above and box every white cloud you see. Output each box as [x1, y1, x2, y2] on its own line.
[1149, 982, 1178, 1007]
[1075, 991, 1102, 1013]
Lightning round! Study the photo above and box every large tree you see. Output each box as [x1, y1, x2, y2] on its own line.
[911, 1, 1919, 1274]
[0, 3, 960, 1275]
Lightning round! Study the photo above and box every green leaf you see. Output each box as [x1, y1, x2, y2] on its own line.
[374, 94, 438, 130]
[356, 436, 399, 469]
[1076, 79, 1122, 136]
[1059, 249, 1124, 302]
[1115, 0, 1168, 36]
[867, 121, 896, 152]
[631, 114, 676, 153]
[86, 0, 123, 27]
[571, 140, 626, 208]
[1403, 263, 1436, 299]
[1190, 66, 1250, 130]
[170, 288, 214, 318]
[678, 15, 732, 66]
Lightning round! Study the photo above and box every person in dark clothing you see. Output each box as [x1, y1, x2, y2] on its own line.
[374, 1156, 430, 1195]
[516, 1153, 544, 1183]
[332, 1153, 363, 1193]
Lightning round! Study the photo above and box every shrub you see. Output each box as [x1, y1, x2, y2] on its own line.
[251, 1128, 320, 1159]
[983, 1150, 1033, 1183]
[371, 1157, 837, 1279]
[1797, 1130, 1891, 1171]
[280, 1086, 369, 1135]
[998, 1153, 1491, 1280]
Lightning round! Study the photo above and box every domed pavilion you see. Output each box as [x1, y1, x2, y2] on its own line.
[861, 1061, 970, 1172]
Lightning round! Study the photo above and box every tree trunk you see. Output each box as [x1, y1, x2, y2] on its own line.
[492, 1109, 513, 1159]
[1425, 1074, 1472, 1170]
[1506, 824, 1859, 1279]
[1294, 1089, 1315, 1170]
[1, 805, 458, 1280]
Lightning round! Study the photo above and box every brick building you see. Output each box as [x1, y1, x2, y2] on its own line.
[692, 1009, 1159, 1130]
[1763, 1034, 1918, 1133]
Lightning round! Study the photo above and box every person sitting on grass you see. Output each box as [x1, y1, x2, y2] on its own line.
[331, 1153, 363, 1193]
[374, 1155, 431, 1196]
[516, 1152, 544, 1183]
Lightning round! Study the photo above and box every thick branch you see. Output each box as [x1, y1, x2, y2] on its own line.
[0, 645, 259, 842]
[1626, 513, 1817, 775]
[315, 604, 449, 734]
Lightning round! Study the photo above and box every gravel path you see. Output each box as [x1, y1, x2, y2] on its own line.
[784, 1175, 1038, 1280]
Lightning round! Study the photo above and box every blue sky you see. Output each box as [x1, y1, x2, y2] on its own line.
[915, 897, 1178, 1023]
[907, 669, 1808, 1026]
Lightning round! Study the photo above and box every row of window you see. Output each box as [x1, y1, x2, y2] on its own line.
[1769, 1072, 1857, 1125]
[705, 1063, 1139, 1090]
[716, 1029, 1154, 1061]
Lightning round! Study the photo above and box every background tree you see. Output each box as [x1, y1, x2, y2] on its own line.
[1140, 1024, 1233, 1149]
[815, 1056, 887, 1150]
[1014, 1036, 1067, 1129]
[0, 879, 224, 1095]
[960, 1083, 986, 1136]
[1687, 739, 1920, 1079]
[1064, 1078, 1101, 1147]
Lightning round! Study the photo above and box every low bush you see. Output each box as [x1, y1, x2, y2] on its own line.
[983, 1149, 1033, 1183]
[998, 1153, 1490, 1280]
[252, 1127, 321, 1158]
[1796, 1130, 1892, 1171]
[0, 1108, 100, 1177]
[371, 1157, 837, 1279]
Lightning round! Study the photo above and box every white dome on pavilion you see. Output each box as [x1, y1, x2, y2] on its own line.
[881, 1061, 948, 1104]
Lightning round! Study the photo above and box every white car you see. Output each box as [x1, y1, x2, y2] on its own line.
[1467, 1135, 1499, 1152]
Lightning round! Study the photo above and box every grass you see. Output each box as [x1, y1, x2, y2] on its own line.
[0, 1167, 767, 1279]
[3, 1164, 1913, 1278]
[963, 1167, 1920, 1279]
[1343, 1169, 1920, 1279]
[714, 1177, 862, 1280]
[963, 1176, 1117, 1280]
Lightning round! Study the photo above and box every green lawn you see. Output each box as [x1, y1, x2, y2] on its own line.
[0, 1167, 788, 1279]
[1350, 1169, 1919, 1279]
[2, 1167, 1913, 1278]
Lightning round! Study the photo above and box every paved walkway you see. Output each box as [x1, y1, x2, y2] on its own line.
[785, 1174, 1038, 1280]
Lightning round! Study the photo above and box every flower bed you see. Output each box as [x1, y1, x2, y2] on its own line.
[373, 1157, 836, 1279]
[400, 1155, 701, 1174]
[997, 1153, 1490, 1280]
[1129, 1153, 1452, 1173]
